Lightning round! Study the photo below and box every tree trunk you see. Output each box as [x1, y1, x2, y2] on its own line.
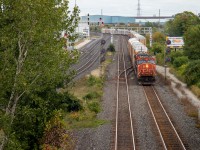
[1, 36, 27, 149]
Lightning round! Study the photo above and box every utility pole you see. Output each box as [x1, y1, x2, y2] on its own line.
[159, 9, 160, 30]
[137, 0, 141, 17]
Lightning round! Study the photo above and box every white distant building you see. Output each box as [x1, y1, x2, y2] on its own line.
[76, 22, 90, 37]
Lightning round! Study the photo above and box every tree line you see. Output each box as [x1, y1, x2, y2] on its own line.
[150, 11, 200, 91]
[0, 0, 81, 149]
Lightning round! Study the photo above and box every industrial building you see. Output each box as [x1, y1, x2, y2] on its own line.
[81, 15, 170, 25]
[81, 15, 136, 24]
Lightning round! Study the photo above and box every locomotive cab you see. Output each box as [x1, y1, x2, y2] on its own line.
[136, 55, 156, 84]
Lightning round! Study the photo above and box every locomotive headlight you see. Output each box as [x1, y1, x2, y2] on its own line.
[146, 64, 149, 68]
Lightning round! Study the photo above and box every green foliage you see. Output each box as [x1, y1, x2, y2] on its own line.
[184, 25, 200, 60]
[164, 11, 200, 36]
[152, 32, 166, 43]
[88, 102, 101, 113]
[0, 0, 80, 149]
[173, 56, 188, 68]
[87, 75, 103, 87]
[151, 42, 164, 54]
[107, 44, 115, 52]
[61, 93, 83, 112]
[184, 60, 200, 86]
[83, 91, 101, 100]
[41, 110, 74, 150]
[155, 53, 164, 65]
[169, 51, 184, 64]
[177, 64, 187, 76]
[10, 91, 82, 149]
[144, 22, 159, 28]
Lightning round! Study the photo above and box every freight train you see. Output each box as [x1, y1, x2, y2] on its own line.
[128, 38, 156, 84]
[102, 28, 156, 84]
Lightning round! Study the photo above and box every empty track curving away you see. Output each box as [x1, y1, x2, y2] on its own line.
[72, 34, 110, 79]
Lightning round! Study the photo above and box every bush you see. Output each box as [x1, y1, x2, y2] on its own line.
[184, 60, 200, 86]
[155, 53, 164, 65]
[83, 91, 100, 100]
[87, 75, 103, 87]
[41, 111, 75, 150]
[169, 51, 183, 64]
[151, 42, 164, 54]
[173, 56, 188, 68]
[107, 44, 115, 52]
[88, 102, 101, 113]
[61, 93, 83, 112]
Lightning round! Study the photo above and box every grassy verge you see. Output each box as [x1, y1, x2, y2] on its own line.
[169, 66, 200, 99]
[190, 85, 200, 98]
[169, 66, 185, 83]
[64, 51, 114, 129]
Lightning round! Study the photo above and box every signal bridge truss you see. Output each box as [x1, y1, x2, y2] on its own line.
[111, 27, 152, 35]
[111, 27, 152, 47]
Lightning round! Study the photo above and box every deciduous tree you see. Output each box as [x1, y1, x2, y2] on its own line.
[165, 11, 200, 36]
[0, 0, 80, 149]
[184, 25, 200, 60]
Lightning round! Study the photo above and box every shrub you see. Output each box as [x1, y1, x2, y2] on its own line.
[151, 42, 164, 54]
[184, 60, 200, 86]
[173, 56, 188, 68]
[88, 102, 101, 113]
[155, 53, 164, 65]
[83, 91, 100, 100]
[87, 75, 103, 87]
[107, 44, 115, 52]
[41, 111, 75, 150]
[61, 93, 83, 112]
[169, 51, 183, 64]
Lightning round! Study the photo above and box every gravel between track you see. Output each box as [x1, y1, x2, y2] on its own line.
[73, 35, 200, 150]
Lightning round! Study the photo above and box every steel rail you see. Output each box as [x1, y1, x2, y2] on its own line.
[122, 37, 136, 150]
[74, 36, 110, 73]
[115, 35, 135, 150]
[143, 85, 186, 150]
[152, 86, 186, 150]
[75, 36, 110, 75]
[143, 86, 167, 150]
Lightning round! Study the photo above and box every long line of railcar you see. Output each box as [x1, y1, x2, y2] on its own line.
[102, 28, 156, 84]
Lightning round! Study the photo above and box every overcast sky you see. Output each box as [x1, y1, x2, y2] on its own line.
[69, 0, 200, 17]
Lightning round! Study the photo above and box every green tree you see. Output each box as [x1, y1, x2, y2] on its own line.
[184, 60, 200, 86]
[152, 31, 165, 43]
[165, 11, 200, 36]
[169, 51, 184, 64]
[173, 56, 188, 68]
[0, 0, 80, 149]
[151, 42, 164, 54]
[184, 25, 200, 60]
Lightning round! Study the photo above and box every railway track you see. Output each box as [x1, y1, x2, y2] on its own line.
[115, 35, 136, 150]
[73, 35, 110, 78]
[143, 85, 187, 150]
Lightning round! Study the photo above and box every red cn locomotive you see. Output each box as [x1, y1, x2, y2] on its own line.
[135, 52, 156, 84]
[128, 38, 156, 84]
